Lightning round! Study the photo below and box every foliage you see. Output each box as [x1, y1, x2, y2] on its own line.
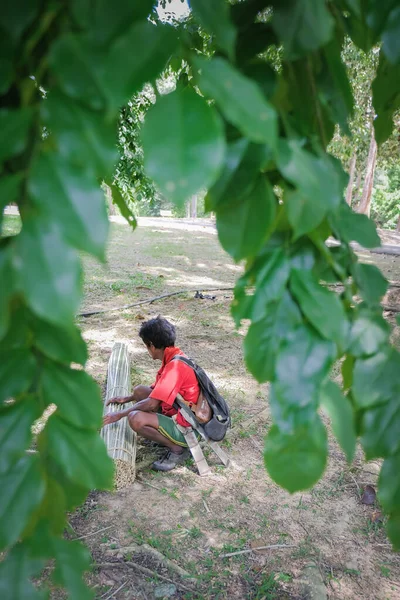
[115, 89, 163, 216]
[1, 0, 400, 597]
[371, 166, 400, 229]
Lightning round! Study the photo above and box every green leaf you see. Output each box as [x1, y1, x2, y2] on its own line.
[379, 454, 400, 513]
[277, 140, 345, 214]
[0, 58, 14, 95]
[50, 23, 178, 111]
[29, 152, 108, 260]
[206, 139, 271, 212]
[0, 348, 36, 404]
[274, 324, 336, 407]
[0, 0, 40, 41]
[361, 394, 400, 459]
[33, 318, 87, 366]
[0, 242, 14, 339]
[232, 247, 291, 325]
[353, 349, 400, 409]
[105, 21, 178, 110]
[244, 292, 302, 382]
[190, 0, 236, 60]
[264, 417, 328, 493]
[52, 538, 92, 599]
[342, 354, 354, 390]
[285, 188, 327, 239]
[329, 203, 381, 249]
[194, 56, 277, 147]
[0, 108, 32, 162]
[386, 514, 400, 551]
[0, 455, 45, 550]
[352, 262, 388, 305]
[217, 176, 276, 261]
[290, 269, 348, 346]
[271, 0, 334, 60]
[42, 90, 118, 179]
[42, 414, 114, 490]
[141, 88, 226, 206]
[106, 181, 137, 230]
[0, 543, 46, 600]
[347, 309, 390, 357]
[0, 173, 23, 230]
[41, 362, 102, 430]
[372, 55, 400, 144]
[322, 38, 354, 134]
[14, 216, 82, 326]
[0, 396, 41, 474]
[320, 380, 356, 463]
[71, 0, 156, 45]
[382, 6, 400, 64]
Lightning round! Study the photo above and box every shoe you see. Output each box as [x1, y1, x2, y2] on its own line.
[152, 449, 190, 472]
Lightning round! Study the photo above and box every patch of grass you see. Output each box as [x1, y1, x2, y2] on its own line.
[380, 564, 391, 578]
[188, 526, 203, 539]
[240, 495, 250, 504]
[344, 568, 361, 577]
[247, 572, 281, 600]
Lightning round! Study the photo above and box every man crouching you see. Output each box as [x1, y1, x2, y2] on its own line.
[103, 316, 199, 472]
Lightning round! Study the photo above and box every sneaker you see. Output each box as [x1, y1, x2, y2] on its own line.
[152, 449, 190, 472]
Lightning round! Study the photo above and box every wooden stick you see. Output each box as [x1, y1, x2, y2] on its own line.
[219, 544, 295, 558]
[94, 562, 194, 592]
[202, 498, 211, 513]
[103, 581, 127, 600]
[74, 525, 113, 541]
[108, 543, 195, 581]
[78, 287, 235, 317]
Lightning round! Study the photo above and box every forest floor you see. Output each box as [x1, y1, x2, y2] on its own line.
[4, 215, 400, 600]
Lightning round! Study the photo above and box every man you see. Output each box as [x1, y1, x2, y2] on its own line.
[103, 316, 199, 472]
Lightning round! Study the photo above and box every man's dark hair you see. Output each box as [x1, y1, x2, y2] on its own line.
[139, 316, 176, 349]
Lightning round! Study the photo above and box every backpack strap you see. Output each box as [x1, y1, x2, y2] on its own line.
[172, 355, 195, 369]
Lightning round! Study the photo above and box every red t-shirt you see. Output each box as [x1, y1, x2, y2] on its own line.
[149, 346, 199, 427]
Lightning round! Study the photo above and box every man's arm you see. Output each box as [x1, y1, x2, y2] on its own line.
[106, 385, 154, 406]
[103, 397, 160, 426]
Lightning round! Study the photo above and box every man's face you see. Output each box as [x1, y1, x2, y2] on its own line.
[145, 342, 156, 359]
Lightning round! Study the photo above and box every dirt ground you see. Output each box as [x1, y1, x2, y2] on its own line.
[3, 215, 400, 599]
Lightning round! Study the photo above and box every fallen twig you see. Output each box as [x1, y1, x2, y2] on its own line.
[103, 580, 127, 600]
[137, 478, 164, 492]
[74, 525, 113, 541]
[78, 287, 235, 318]
[95, 562, 194, 592]
[108, 543, 195, 582]
[219, 544, 295, 558]
[202, 498, 210, 513]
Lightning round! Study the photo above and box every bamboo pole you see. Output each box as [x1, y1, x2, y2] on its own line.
[101, 342, 137, 487]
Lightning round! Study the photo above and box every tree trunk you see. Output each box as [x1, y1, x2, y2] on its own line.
[190, 195, 197, 218]
[354, 171, 362, 206]
[357, 130, 377, 217]
[397, 214, 400, 233]
[104, 182, 116, 215]
[346, 154, 357, 206]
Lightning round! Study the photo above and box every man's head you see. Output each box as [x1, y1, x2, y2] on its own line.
[139, 316, 176, 359]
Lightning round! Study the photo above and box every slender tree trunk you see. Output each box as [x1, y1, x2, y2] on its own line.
[357, 130, 377, 217]
[354, 171, 362, 206]
[186, 201, 190, 218]
[346, 154, 357, 206]
[104, 182, 116, 215]
[397, 214, 400, 233]
[190, 195, 197, 218]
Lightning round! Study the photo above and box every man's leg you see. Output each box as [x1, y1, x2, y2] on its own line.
[128, 410, 189, 471]
[127, 410, 184, 453]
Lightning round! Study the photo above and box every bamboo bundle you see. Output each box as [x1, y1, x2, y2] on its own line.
[101, 342, 137, 488]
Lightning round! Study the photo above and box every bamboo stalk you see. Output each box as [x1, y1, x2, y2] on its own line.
[101, 342, 137, 487]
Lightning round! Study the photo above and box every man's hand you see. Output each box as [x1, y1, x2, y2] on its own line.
[105, 396, 126, 407]
[103, 412, 122, 426]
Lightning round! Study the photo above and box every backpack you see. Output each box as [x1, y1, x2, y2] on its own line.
[172, 355, 231, 441]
